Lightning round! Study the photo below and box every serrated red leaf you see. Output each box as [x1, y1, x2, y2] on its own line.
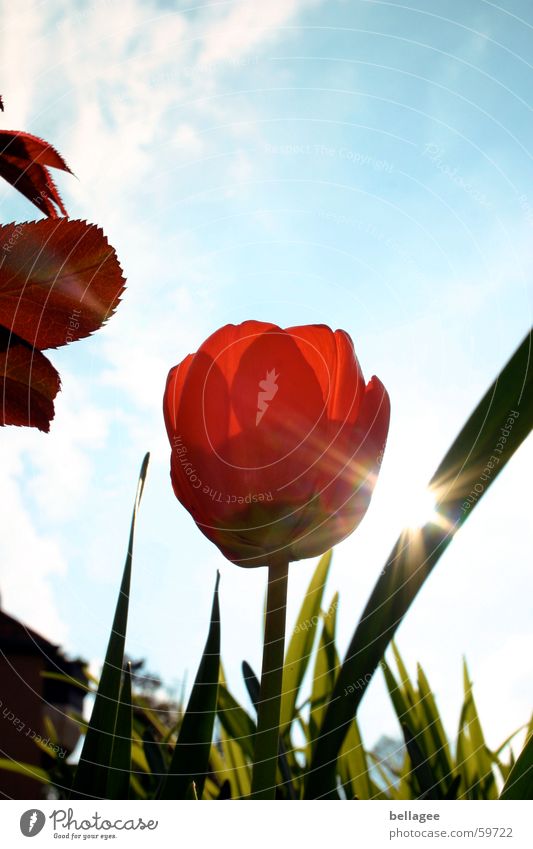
[0, 130, 72, 217]
[0, 219, 126, 349]
[0, 327, 60, 432]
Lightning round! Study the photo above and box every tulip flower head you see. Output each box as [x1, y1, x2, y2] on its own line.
[163, 321, 390, 567]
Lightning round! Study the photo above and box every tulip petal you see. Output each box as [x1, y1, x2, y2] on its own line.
[289, 376, 391, 561]
[285, 324, 365, 425]
[163, 353, 194, 434]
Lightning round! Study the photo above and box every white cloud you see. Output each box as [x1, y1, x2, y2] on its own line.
[198, 0, 319, 67]
[0, 3, 43, 126]
[0, 438, 68, 644]
[24, 368, 109, 522]
[172, 122, 207, 155]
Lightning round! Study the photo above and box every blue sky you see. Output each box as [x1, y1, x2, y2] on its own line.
[0, 0, 531, 751]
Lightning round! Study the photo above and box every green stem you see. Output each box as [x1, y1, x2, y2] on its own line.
[250, 554, 289, 799]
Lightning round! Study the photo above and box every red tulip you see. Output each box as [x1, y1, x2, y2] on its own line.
[163, 321, 390, 566]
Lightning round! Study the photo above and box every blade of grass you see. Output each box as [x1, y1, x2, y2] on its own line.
[416, 664, 452, 763]
[456, 691, 476, 799]
[500, 732, 533, 799]
[280, 550, 332, 732]
[416, 663, 454, 791]
[306, 335, 532, 798]
[338, 718, 372, 800]
[0, 759, 49, 785]
[217, 682, 256, 761]
[141, 727, 167, 798]
[386, 646, 420, 738]
[106, 663, 132, 799]
[159, 571, 220, 800]
[462, 660, 496, 799]
[243, 660, 260, 710]
[221, 730, 252, 799]
[309, 593, 339, 753]
[242, 659, 297, 798]
[402, 723, 443, 800]
[71, 453, 149, 798]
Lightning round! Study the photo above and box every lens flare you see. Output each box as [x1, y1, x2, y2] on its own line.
[404, 487, 440, 530]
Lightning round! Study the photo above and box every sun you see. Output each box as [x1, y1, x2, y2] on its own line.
[376, 455, 452, 539]
[402, 486, 440, 531]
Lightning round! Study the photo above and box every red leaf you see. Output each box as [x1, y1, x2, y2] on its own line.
[0, 219, 126, 349]
[0, 130, 72, 217]
[0, 327, 60, 432]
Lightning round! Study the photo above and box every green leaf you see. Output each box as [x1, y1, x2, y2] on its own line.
[456, 690, 476, 799]
[384, 648, 456, 798]
[384, 646, 419, 739]
[242, 660, 298, 798]
[402, 723, 442, 800]
[71, 453, 149, 798]
[280, 550, 332, 731]
[41, 670, 92, 692]
[217, 683, 256, 761]
[392, 643, 418, 714]
[220, 730, 252, 799]
[461, 660, 496, 799]
[160, 572, 221, 800]
[106, 663, 133, 799]
[416, 663, 454, 791]
[309, 593, 339, 752]
[500, 733, 533, 799]
[0, 758, 49, 785]
[142, 727, 167, 786]
[338, 718, 373, 800]
[242, 660, 260, 711]
[306, 334, 533, 798]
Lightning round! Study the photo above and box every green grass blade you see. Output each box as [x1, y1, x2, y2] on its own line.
[306, 334, 532, 798]
[416, 663, 454, 790]
[461, 660, 496, 799]
[309, 593, 339, 752]
[140, 727, 167, 798]
[338, 718, 372, 800]
[220, 730, 252, 799]
[493, 724, 528, 758]
[242, 660, 260, 711]
[0, 759, 49, 785]
[71, 452, 150, 798]
[280, 550, 332, 732]
[106, 663, 132, 799]
[387, 644, 420, 736]
[160, 572, 221, 800]
[242, 660, 298, 798]
[392, 642, 417, 711]
[382, 658, 411, 727]
[217, 682, 256, 760]
[385, 649, 453, 798]
[401, 723, 443, 800]
[456, 691, 475, 799]
[500, 733, 533, 799]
